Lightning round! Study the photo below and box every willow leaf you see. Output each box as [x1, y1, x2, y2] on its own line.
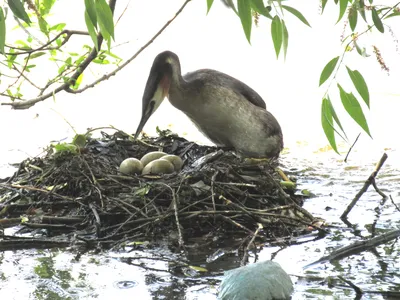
[338, 84, 371, 137]
[271, 16, 283, 58]
[281, 5, 311, 27]
[319, 56, 339, 86]
[321, 98, 339, 153]
[346, 67, 370, 108]
[238, 0, 252, 43]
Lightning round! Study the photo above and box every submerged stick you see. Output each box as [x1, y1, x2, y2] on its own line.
[304, 229, 400, 268]
[341, 153, 388, 219]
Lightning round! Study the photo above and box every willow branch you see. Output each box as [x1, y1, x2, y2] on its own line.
[1, 0, 117, 109]
[1, 0, 191, 109]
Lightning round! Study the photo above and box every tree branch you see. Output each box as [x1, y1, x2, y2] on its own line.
[5, 30, 89, 55]
[1, 0, 191, 109]
[70, 0, 192, 94]
[2, 0, 117, 109]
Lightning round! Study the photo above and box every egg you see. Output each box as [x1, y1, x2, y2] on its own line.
[119, 158, 143, 175]
[142, 159, 175, 175]
[140, 151, 167, 167]
[160, 155, 183, 171]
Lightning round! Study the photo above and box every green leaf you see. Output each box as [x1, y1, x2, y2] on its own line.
[321, 0, 328, 14]
[39, 0, 56, 15]
[346, 67, 370, 108]
[206, 0, 214, 14]
[271, 16, 283, 58]
[95, 0, 115, 40]
[321, 98, 339, 153]
[85, 11, 99, 51]
[385, 11, 400, 19]
[371, 7, 384, 33]
[327, 96, 347, 139]
[251, 0, 272, 19]
[338, 84, 371, 137]
[282, 19, 289, 59]
[28, 52, 46, 59]
[85, 0, 97, 29]
[8, 0, 31, 24]
[238, 0, 252, 43]
[358, 0, 367, 22]
[319, 56, 340, 86]
[50, 23, 66, 32]
[336, 0, 348, 24]
[53, 143, 78, 154]
[38, 16, 49, 36]
[72, 134, 86, 147]
[0, 8, 6, 54]
[348, 3, 358, 31]
[281, 5, 311, 27]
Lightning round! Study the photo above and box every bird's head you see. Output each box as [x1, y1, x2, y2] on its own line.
[134, 51, 180, 140]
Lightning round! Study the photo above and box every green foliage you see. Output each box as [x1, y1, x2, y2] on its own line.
[281, 5, 311, 27]
[0, 8, 5, 54]
[337, 0, 348, 24]
[85, 11, 99, 51]
[271, 16, 283, 58]
[251, 0, 272, 19]
[8, 0, 31, 24]
[206, 0, 214, 14]
[238, 0, 252, 43]
[319, 56, 339, 86]
[96, 0, 115, 40]
[338, 84, 371, 137]
[371, 7, 384, 33]
[209, 1, 399, 152]
[346, 67, 370, 108]
[358, 0, 367, 22]
[348, 2, 358, 31]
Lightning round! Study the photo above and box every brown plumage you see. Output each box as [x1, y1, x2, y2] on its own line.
[134, 51, 283, 158]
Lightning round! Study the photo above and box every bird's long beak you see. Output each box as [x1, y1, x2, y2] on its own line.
[134, 71, 170, 140]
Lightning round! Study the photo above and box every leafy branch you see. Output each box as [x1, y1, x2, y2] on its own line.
[0, 0, 192, 109]
[211, 0, 400, 153]
[319, 0, 400, 153]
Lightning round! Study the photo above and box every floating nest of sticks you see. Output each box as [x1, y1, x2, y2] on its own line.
[0, 130, 321, 252]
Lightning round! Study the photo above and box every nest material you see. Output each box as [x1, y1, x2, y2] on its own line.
[0, 130, 317, 251]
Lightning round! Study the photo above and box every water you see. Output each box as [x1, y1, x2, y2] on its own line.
[1, 0, 400, 298]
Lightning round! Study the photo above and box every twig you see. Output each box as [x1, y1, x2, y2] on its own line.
[89, 202, 101, 237]
[344, 133, 361, 163]
[304, 229, 400, 268]
[172, 186, 184, 249]
[241, 223, 263, 266]
[5, 30, 89, 55]
[341, 153, 388, 219]
[220, 215, 254, 235]
[211, 171, 218, 221]
[371, 179, 387, 199]
[338, 276, 363, 295]
[390, 195, 400, 212]
[0, 183, 74, 202]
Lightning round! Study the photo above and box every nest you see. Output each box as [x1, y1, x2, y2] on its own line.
[0, 130, 319, 252]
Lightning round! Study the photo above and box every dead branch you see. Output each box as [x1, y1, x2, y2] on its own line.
[304, 228, 400, 268]
[341, 153, 388, 219]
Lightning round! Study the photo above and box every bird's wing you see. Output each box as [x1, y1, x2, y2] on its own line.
[184, 69, 267, 109]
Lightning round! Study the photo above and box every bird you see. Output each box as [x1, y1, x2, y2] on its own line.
[218, 260, 294, 300]
[134, 51, 283, 158]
